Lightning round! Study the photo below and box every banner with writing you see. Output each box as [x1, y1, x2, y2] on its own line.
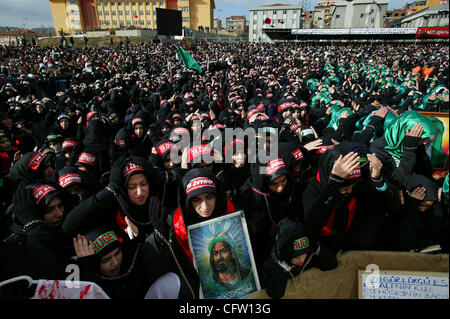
[416, 26, 449, 38]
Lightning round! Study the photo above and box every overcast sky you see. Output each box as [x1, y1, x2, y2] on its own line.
[0, 0, 410, 28]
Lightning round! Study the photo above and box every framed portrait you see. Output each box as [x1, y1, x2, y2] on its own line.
[187, 211, 261, 299]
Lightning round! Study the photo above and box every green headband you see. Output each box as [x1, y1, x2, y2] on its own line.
[91, 231, 119, 254]
[293, 237, 309, 251]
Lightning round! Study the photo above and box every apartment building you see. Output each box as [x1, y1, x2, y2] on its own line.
[225, 16, 247, 35]
[312, 0, 336, 29]
[249, 3, 303, 42]
[49, 0, 215, 35]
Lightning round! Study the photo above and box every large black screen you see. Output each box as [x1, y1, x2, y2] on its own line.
[156, 8, 182, 36]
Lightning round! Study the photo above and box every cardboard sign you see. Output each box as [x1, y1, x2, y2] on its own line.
[358, 270, 449, 299]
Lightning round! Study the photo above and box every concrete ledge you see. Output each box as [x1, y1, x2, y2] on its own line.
[245, 250, 449, 299]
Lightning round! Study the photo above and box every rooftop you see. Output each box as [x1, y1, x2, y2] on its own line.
[0, 29, 39, 37]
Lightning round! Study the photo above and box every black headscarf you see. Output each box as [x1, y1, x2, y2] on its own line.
[177, 168, 228, 227]
[402, 174, 439, 202]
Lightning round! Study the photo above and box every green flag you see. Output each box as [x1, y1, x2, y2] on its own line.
[176, 44, 202, 74]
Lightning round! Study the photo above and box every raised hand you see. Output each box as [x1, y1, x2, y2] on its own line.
[331, 152, 360, 179]
[304, 139, 323, 151]
[125, 216, 139, 240]
[374, 106, 388, 119]
[367, 153, 383, 179]
[72, 234, 95, 260]
[406, 187, 426, 201]
[405, 123, 423, 138]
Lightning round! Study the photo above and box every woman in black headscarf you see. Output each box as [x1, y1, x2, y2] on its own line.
[240, 153, 304, 276]
[168, 168, 236, 264]
[376, 174, 447, 252]
[63, 155, 166, 242]
[302, 141, 395, 265]
[215, 137, 251, 210]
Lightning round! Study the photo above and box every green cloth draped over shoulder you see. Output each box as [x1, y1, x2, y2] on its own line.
[326, 105, 354, 130]
[384, 110, 437, 159]
[355, 109, 398, 138]
[419, 84, 449, 109]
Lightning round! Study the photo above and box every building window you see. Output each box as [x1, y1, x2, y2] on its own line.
[134, 20, 138, 25]
[140, 10, 144, 14]
[111, 1, 115, 5]
[140, 20, 145, 25]
[160, 0, 164, 6]
[106, 21, 111, 25]
[105, 11, 109, 15]
[118, 2, 122, 5]
[146, 1, 150, 5]
[125, 1, 129, 5]
[112, 10, 116, 15]
[113, 20, 118, 25]
[182, 17, 189, 22]
[133, 10, 137, 14]
[153, 1, 157, 6]
[97, 1, 101, 5]
[126, 10, 130, 15]
[147, 10, 151, 14]
[104, 1, 108, 6]
[100, 20, 104, 25]
[120, 20, 125, 25]
[127, 20, 131, 24]
[132, 2, 136, 5]
[98, 11, 103, 15]
[140, 1, 143, 5]
[119, 10, 123, 15]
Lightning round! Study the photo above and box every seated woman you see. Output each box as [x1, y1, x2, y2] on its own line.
[240, 155, 305, 276]
[302, 141, 395, 267]
[375, 174, 448, 252]
[370, 110, 437, 187]
[263, 217, 335, 299]
[72, 226, 187, 299]
[169, 168, 236, 264]
[63, 155, 167, 243]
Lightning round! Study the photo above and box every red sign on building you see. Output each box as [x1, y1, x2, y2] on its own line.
[416, 26, 449, 38]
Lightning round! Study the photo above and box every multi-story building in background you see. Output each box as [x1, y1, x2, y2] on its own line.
[404, 0, 445, 14]
[249, 3, 303, 42]
[49, 0, 215, 35]
[225, 16, 247, 35]
[330, 0, 390, 28]
[388, 2, 449, 27]
[0, 29, 41, 45]
[302, 10, 314, 28]
[213, 17, 223, 31]
[383, 0, 448, 26]
[383, 8, 408, 26]
[312, 0, 335, 28]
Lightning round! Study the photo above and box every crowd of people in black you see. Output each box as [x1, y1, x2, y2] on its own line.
[0, 39, 448, 299]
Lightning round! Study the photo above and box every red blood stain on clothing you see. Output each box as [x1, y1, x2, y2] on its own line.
[80, 284, 91, 299]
